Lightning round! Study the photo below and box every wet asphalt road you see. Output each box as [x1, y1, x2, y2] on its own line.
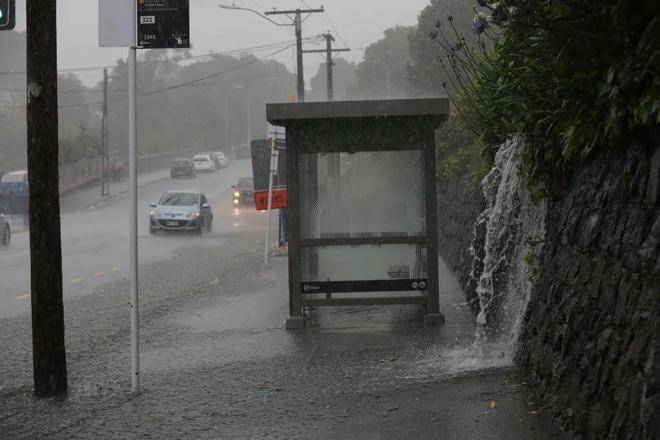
[0, 159, 267, 319]
[0, 161, 567, 439]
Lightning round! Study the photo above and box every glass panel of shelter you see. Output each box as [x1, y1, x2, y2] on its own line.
[298, 149, 428, 293]
[299, 150, 426, 239]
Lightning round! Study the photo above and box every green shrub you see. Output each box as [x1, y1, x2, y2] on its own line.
[431, 1, 660, 193]
[436, 115, 491, 184]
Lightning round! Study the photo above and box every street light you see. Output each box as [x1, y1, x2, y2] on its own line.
[224, 85, 252, 158]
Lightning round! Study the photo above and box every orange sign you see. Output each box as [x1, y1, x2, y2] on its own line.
[255, 189, 287, 211]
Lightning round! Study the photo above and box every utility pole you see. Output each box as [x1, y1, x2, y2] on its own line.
[219, 3, 325, 249]
[219, 4, 324, 103]
[303, 33, 350, 101]
[100, 68, 110, 197]
[263, 8, 324, 102]
[26, 0, 68, 397]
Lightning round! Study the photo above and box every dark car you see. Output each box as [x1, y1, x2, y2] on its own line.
[170, 159, 196, 179]
[232, 177, 255, 206]
[149, 191, 213, 235]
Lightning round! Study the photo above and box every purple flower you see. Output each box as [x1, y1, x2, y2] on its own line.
[471, 12, 490, 35]
[451, 41, 463, 51]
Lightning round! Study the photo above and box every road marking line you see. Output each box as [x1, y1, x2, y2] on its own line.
[94, 272, 107, 277]
[15, 293, 30, 300]
[70, 278, 84, 285]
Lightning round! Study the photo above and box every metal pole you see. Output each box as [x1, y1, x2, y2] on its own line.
[101, 68, 109, 196]
[264, 144, 277, 265]
[294, 10, 304, 102]
[384, 63, 391, 99]
[224, 95, 230, 156]
[246, 97, 251, 145]
[128, 45, 139, 392]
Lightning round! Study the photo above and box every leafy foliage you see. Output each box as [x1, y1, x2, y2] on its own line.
[431, 0, 660, 190]
[436, 116, 491, 184]
[351, 26, 415, 99]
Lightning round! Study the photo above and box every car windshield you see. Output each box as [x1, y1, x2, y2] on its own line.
[158, 193, 198, 206]
[237, 178, 253, 188]
[173, 160, 190, 166]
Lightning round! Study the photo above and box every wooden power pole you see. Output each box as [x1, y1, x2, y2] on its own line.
[303, 33, 350, 101]
[263, 7, 324, 102]
[26, 0, 68, 396]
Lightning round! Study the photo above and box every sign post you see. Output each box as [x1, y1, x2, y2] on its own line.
[264, 146, 278, 265]
[128, 40, 139, 391]
[137, 0, 190, 49]
[99, 0, 189, 392]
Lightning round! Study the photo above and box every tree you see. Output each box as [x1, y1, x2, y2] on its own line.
[350, 26, 414, 100]
[408, 0, 477, 96]
[308, 58, 358, 101]
[103, 50, 297, 159]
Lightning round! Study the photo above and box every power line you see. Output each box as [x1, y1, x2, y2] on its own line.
[323, 10, 349, 48]
[0, 39, 313, 96]
[0, 39, 307, 77]
[3, 44, 295, 110]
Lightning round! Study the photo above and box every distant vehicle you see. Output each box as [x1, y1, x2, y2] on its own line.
[1, 170, 28, 183]
[212, 151, 229, 168]
[149, 191, 213, 235]
[192, 154, 217, 173]
[201, 152, 223, 170]
[232, 177, 255, 206]
[0, 205, 10, 246]
[170, 159, 196, 179]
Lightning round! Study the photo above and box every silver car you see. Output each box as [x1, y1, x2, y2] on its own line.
[0, 205, 10, 246]
[149, 191, 213, 235]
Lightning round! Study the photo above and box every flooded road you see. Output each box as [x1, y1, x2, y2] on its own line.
[0, 160, 565, 439]
[0, 159, 266, 319]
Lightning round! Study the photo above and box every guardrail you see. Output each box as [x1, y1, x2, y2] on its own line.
[1, 148, 202, 216]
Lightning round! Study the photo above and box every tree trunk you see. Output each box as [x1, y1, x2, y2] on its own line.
[26, 0, 68, 397]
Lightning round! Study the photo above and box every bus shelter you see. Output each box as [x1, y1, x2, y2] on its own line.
[266, 99, 449, 328]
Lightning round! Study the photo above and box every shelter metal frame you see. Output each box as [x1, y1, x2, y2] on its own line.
[267, 98, 449, 321]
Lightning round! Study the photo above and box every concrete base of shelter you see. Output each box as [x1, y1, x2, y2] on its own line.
[423, 312, 446, 327]
[283, 316, 304, 330]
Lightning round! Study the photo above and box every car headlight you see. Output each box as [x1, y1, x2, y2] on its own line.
[233, 191, 240, 198]
[186, 211, 201, 219]
[149, 210, 157, 217]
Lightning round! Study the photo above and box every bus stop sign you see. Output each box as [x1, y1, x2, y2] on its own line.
[137, 0, 190, 49]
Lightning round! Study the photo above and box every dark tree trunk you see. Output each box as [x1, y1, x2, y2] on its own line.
[26, 0, 68, 397]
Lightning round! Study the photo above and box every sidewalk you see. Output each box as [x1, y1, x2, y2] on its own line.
[0, 230, 567, 439]
[60, 168, 171, 214]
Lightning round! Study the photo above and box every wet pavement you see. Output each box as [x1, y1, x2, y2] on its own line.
[0, 164, 567, 439]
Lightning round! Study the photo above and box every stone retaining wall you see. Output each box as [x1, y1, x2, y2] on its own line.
[436, 142, 659, 439]
[437, 175, 485, 308]
[517, 145, 660, 439]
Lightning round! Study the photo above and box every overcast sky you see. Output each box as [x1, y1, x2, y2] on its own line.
[11, 0, 431, 86]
